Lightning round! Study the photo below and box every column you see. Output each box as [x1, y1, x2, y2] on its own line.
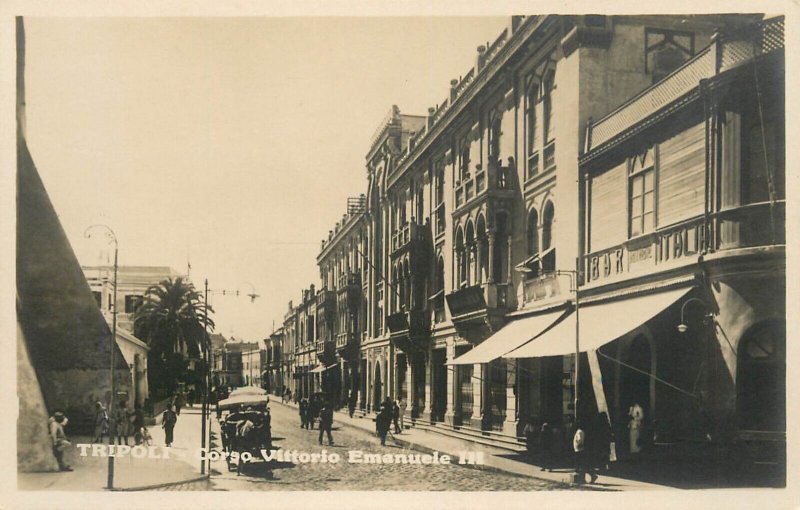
[504, 360, 518, 436]
[405, 356, 413, 418]
[423, 349, 433, 420]
[445, 342, 456, 426]
[487, 230, 496, 283]
[471, 364, 483, 429]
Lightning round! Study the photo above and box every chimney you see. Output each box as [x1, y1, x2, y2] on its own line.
[450, 79, 459, 101]
[427, 107, 435, 129]
[475, 45, 487, 73]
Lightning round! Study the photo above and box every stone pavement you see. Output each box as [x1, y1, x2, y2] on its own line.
[18, 405, 209, 491]
[189, 401, 574, 491]
[273, 400, 662, 491]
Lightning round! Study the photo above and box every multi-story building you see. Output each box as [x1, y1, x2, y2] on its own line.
[241, 341, 264, 387]
[317, 195, 369, 407]
[269, 14, 784, 472]
[83, 265, 182, 333]
[264, 327, 284, 395]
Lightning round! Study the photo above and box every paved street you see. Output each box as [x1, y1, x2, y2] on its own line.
[190, 402, 571, 491]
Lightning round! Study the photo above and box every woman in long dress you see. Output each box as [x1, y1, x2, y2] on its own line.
[628, 403, 644, 454]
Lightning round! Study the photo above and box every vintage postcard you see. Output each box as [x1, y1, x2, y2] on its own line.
[3, 2, 795, 509]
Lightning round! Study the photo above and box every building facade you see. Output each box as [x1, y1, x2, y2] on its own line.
[266, 14, 784, 470]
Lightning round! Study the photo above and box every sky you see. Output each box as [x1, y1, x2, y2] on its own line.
[23, 16, 508, 342]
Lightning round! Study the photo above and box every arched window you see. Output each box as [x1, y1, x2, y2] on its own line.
[526, 208, 539, 256]
[542, 202, 555, 272]
[465, 221, 475, 287]
[455, 227, 465, 288]
[737, 320, 786, 431]
[542, 71, 555, 144]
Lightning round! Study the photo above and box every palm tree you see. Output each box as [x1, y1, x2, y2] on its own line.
[134, 277, 214, 396]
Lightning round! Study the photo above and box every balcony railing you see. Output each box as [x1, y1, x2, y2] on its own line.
[454, 159, 513, 209]
[338, 272, 361, 290]
[446, 282, 509, 319]
[588, 17, 783, 151]
[390, 220, 429, 256]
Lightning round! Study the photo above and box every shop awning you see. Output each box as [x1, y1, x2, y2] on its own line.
[448, 308, 570, 365]
[503, 287, 692, 359]
[310, 364, 337, 373]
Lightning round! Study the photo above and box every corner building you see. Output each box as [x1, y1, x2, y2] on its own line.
[272, 14, 785, 472]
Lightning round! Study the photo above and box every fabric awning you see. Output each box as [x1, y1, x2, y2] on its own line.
[514, 254, 540, 274]
[503, 287, 692, 359]
[310, 364, 337, 373]
[448, 308, 570, 365]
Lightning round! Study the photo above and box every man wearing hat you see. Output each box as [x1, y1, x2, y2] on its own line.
[49, 411, 73, 471]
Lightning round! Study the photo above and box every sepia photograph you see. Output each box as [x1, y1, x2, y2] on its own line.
[7, 4, 792, 507]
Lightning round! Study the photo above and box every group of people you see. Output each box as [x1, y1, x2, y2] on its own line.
[298, 395, 334, 445]
[90, 400, 149, 447]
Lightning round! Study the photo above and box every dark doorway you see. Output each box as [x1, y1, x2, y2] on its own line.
[737, 320, 786, 432]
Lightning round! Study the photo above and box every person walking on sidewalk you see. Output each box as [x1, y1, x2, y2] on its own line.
[392, 399, 401, 434]
[162, 405, 178, 447]
[91, 401, 109, 444]
[299, 398, 309, 429]
[113, 401, 130, 445]
[376, 397, 393, 446]
[318, 401, 334, 446]
[573, 421, 597, 484]
[49, 411, 73, 471]
[348, 391, 357, 418]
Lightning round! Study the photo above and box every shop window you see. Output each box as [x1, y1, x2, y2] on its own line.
[629, 150, 655, 237]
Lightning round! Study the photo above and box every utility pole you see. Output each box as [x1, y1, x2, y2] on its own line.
[201, 278, 209, 475]
[85, 224, 118, 490]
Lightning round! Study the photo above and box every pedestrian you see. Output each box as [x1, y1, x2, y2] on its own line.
[348, 391, 356, 418]
[174, 392, 185, 416]
[392, 399, 401, 434]
[91, 401, 109, 444]
[398, 396, 407, 430]
[293, 390, 299, 404]
[318, 401, 334, 446]
[49, 411, 73, 471]
[133, 403, 146, 445]
[376, 397, 392, 446]
[113, 402, 130, 445]
[308, 396, 319, 430]
[522, 416, 537, 458]
[539, 421, 553, 471]
[628, 402, 644, 455]
[593, 412, 613, 472]
[573, 422, 596, 484]
[299, 398, 309, 429]
[162, 405, 177, 447]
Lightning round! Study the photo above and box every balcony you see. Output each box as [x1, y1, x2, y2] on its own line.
[315, 338, 336, 365]
[582, 202, 785, 287]
[588, 17, 784, 152]
[386, 309, 431, 355]
[391, 220, 430, 258]
[454, 159, 514, 212]
[445, 282, 510, 340]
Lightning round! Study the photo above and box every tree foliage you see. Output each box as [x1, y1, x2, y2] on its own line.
[133, 277, 214, 396]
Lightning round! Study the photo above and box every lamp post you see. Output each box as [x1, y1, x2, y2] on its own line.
[201, 278, 209, 475]
[85, 224, 118, 490]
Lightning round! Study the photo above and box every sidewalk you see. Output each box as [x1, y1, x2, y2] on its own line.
[19, 406, 210, 491]
[17, 436, 208, 491]
[273, 399, 662, 491]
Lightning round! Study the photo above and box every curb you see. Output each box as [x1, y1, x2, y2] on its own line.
[109, 474, 210, 492]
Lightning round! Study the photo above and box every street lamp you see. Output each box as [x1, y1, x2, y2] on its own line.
[677, 297, 713, 333]
[85, 224, 118, 490]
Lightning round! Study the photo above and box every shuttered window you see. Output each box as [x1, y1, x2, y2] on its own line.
[589, 162, 627, 252]
[657, 122, 705, 226]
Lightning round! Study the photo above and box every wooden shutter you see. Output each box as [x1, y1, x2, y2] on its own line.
[657, 122, 705, 227]
[589, 161, 627, 252]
